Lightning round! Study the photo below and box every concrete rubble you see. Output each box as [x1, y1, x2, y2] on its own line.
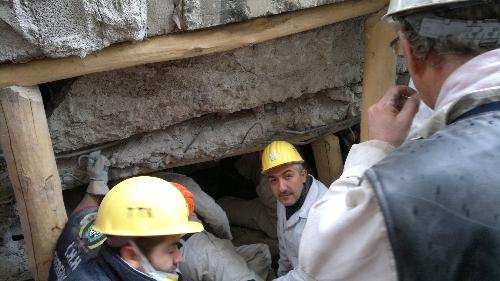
[0, 0, 345, 63]
[0, 0, 365, 279]
[0, 188, 30, 281]
[44, 19, 364, 189]
[181, 0, 344, 30]
[48, 19, 363, 153]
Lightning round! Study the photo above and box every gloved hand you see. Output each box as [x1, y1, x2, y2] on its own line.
[85, 151, 110, 195]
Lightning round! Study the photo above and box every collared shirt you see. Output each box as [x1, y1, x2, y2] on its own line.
[276, 175, 327, 277]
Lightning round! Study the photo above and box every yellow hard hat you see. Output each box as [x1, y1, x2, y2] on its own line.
[94, 176, 203, 236]
[261, 140, 304, 174]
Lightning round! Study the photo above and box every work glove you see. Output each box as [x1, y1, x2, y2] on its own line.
[85, 151, 110, 195]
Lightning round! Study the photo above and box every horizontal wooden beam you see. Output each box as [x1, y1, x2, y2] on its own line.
[0, 0, 387, 89]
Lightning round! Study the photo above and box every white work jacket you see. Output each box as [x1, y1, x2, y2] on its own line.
[276, 176, 327, 277]
[292, 48, 500, 281]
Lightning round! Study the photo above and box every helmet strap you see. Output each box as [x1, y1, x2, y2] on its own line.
[128, 240, 179, 281]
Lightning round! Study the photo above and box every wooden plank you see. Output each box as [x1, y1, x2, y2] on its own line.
[0, 86, 67, 281]
[312, 134, 344, 186]
[0, 0, 388, 89]
[360, 8, 397, 141]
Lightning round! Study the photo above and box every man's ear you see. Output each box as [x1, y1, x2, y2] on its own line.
[399, 32, 426, 80]
[301, 168, 308, 183]
[120, 245, 142, 270]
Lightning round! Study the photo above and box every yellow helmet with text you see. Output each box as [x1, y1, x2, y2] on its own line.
[261, 140, 304, 174]
[94, 176, 203, 236]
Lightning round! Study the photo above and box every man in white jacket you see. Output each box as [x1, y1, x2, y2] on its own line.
[260, 141, 328, 280]
[294, 1, 500, 280]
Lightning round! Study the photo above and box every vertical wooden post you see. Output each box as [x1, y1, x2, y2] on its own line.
[360, 8, 397, 141]
[0, 86, 67, 281]
[311, 134, 344, 187]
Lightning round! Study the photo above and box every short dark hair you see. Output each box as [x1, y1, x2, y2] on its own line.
[133, 236, 167, 258]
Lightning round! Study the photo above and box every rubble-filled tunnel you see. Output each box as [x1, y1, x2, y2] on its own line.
[0, 0, 396, 280]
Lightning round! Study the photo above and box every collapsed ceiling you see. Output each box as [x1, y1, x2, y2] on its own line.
[40, 18, 364, 189]
[0, 0, 367, 279]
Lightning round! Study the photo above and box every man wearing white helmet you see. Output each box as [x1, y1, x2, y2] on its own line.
[293, 1, 500, 280]
[49, 152, 203, 281]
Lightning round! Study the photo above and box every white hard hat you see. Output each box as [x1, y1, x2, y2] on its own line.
[383, 0, 473, 20]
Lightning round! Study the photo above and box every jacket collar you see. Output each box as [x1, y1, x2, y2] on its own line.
[435, 48, 500, 110]
[96, 244, 156, 281]
[282, 175, 323, 226]
[413, 49, 500, 139]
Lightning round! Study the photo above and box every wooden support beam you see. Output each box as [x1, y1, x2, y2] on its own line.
[0, 0, 388, 89]
[360, 8, 397, 141]
[312, 134, 344, 187]
[0, 86, 67, 281]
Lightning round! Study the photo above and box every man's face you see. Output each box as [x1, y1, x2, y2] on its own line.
[267, 164, 307, 206]
[147, 234, 183, 273]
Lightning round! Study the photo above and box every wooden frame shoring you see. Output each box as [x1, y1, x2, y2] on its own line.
[0, 0, 388, 89]
[360, 8, 397, 141]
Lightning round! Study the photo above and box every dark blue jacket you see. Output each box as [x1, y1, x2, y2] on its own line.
[48, 207, 156, 281]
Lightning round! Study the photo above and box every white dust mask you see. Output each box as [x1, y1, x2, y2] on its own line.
[129, 240, 179, 281]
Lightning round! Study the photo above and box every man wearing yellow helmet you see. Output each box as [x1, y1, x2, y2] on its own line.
[261, 141, 327, 280]
[48, 152, 203, 281]
[291, 1, 500, 280]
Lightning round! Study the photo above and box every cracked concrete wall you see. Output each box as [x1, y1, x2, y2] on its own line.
[183, 0, 343, 30]
[0, 184, 30, 281]
[47, 18, 364, 189]
[48, 18, 363, 153]
[56, 89, 360, 189]
[0, 0, 171, 62]
[0, 0, 345, 63]
[0, 13, 363, 281]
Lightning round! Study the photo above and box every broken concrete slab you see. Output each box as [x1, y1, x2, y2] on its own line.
[0, 0, 169, 63]
[0, 189, 30, 281]
[56, 88, 360, 189]
[48, 19, 364, 153]
[182, 0, 344, 30]
[0, 0, 348, 63]
[0, 19, 43, 63]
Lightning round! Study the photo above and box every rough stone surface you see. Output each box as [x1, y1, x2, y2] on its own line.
[183, 0, 344, 30]
[0, 0, 346, 63]
[0, 0, 166, 62]
[56, 88, 360, 189]
[48, 19, 364, 153]
[0, 183, 31, 281]
[0, 15, 364, 281]
[0, 19, 42, 63]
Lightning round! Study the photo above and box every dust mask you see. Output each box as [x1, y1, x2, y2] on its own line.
[129, 240, 179, 281]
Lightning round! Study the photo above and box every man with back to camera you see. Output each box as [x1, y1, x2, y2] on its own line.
[260, 140, 328, 280]
[290, 0, 500, 280]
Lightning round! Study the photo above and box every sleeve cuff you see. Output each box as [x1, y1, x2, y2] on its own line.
[341, 140, 396, 178]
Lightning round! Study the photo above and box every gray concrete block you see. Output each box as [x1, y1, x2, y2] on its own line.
[0, 0, 164, 62]
[47, 19, 364, 153]
[55, 88, 360, 189]
[0, 0, 347, 63]
[182, 0, 345, 30]
[0, 20, 43, 63]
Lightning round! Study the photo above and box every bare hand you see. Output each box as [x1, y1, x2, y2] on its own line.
[368, 86, 420, 147]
